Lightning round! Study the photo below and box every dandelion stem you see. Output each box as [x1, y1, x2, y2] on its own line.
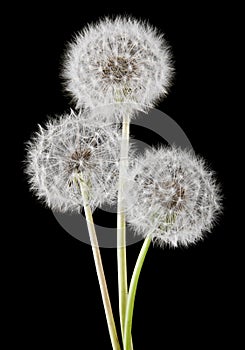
[117, 114, 130, 342]
[124, 236, 151, 350]
[78, 177, 121, 350]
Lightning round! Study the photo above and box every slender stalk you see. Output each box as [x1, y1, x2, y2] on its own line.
[124, 237, 151, 350]
[117, 114, 130, 340]
[78, 177, 121, 350]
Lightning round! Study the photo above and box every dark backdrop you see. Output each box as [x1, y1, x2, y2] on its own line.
[12, 2, 238, 349]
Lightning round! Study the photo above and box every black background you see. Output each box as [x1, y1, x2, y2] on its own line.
[11, 2, 239, 349]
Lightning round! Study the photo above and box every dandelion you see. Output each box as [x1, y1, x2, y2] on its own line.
[25, 110, 121, 213]
[126, 146, 222, 247]
[63, 17, 173, 338]
[63, 16, 173, 115]
[25, 109, 122, 350]
[124, 146, 222, 350]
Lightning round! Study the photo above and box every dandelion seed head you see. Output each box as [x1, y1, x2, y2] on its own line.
[25, 110, 122, 213]
[62, 16, 173, 117]
[126, 147, 222, 247]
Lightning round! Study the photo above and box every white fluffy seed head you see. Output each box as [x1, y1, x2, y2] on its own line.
[126, 147, 222, 247]
[62, 16, 173, 117]
[25, 110, 122, 213]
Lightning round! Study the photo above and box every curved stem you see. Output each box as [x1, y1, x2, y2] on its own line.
[78, 178, 121, 350]
[117, 114, 130, 340]
[124, 236, 151, 350]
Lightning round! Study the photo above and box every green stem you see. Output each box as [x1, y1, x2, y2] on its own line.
[78, 177, 121, 350]
[117, 114, 130, 340]
[124, 236, 151, 350]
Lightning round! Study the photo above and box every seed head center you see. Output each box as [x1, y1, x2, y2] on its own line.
[102, 56, 138, 83]
[68, 148, 92, 173]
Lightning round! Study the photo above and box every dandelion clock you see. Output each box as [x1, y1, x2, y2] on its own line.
[63, 17, 173, 115]
[26, 110, 121, 212]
